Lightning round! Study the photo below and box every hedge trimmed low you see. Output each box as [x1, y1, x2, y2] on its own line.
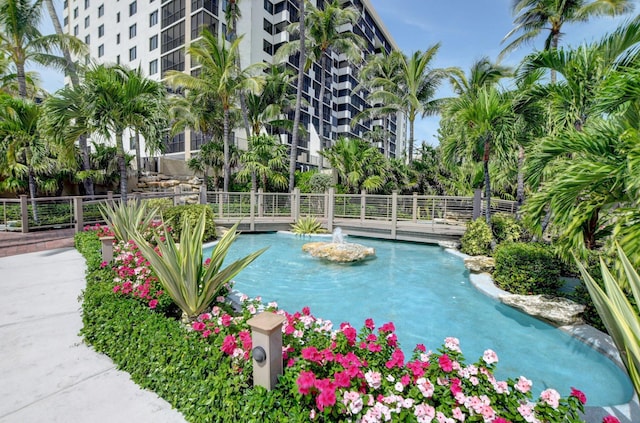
[493, 242, 563, 295]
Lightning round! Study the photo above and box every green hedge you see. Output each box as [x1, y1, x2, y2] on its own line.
[75, 231, 309, 423]
[163, 204, 216, 242]
[460, 218, 492, 256]
[493, 242, 563, 295]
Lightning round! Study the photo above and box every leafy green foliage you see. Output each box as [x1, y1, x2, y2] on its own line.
[132, 214, 266, 320]
[460, 218, 493, 256]
[99, 200, 159, 242]
[163, 204, 216, 243]
[290, 216, 327, 235]
[490, 212, 522, 244]
[576, 245, 640, 395]
[144, 198, 173, 213]
[493, 242, 563, 295]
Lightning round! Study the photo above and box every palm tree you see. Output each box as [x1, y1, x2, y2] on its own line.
[0, 0, 84, 98]
[288, 0, 305, 193]
[187, 139, 239, 191]
[278, 0, 366, 170]
[500, 0, 634, 81]
[46, 65, 168, 202]
[236, 134, 288, 192]
[0, 95, 62, 221]
[365, 46, 450, 163]
[320, 137, 387, 193]
[166, 29, 263, 193]
[444, 86, 515, 224]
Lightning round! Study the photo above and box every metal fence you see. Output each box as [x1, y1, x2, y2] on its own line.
[2, 189, 517, 233]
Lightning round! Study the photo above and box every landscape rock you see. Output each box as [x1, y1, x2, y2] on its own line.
[499, 294, 585, 326]
[438, 240, 460, 249]
[464, 256, 495, 273]
[302, 241, 375, 263]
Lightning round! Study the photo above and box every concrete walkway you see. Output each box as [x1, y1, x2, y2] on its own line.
[0, 247, 186, 423]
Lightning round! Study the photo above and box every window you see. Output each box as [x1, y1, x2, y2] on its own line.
[116, 55, 120, 64]
[73, 25, 79, 36]
[98, 24, 104, 37]
[116, 33, 121, 44]
[263, 0, 273, 14]
[149, 59, 158, 75]
[129, 1, 137, 16]
[85, 34, 90, 45]
[149, 10, 158, 26]
[161, 49, 184, 76]
[73, 7, 78, 18]
[117, 12, 120, 22]
[98, 4, 104, 17]
[161, 21, 185, 53]
[63, 0, 68, 8]
[192, 0, 218, 14]
[129, 136, 137, 150]
[263, 39, 272, 55]
[98, 44, 104, 57]
[63, 16, 68, 26]
[161, 0, 186, 28]
[129, 23, 137, 38]
[191, 10, 216, 39]
[84, 0, 89, 9]
[129, 46, 137, 61]
[84, 15, 90, 28]
[149, 35, 158, 50]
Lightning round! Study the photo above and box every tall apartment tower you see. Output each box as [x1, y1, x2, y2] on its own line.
[64, 0, 406, 168]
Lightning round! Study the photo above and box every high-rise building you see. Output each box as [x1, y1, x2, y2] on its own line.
[64, 0, 406, 168]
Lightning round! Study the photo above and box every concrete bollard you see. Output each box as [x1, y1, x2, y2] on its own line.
[100, 236, 115, 263]
[247, 312, 286, 391]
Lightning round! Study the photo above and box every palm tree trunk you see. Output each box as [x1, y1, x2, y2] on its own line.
[28, 166, 39, 223]
[483, 136, 491, 225]
[134, 132, 142, 178]
[550, 30, 560, 84]
[16, 60, 28, 99]
[251, 170, 257, 192]
[289, 0, 305, 193]
[318, 53, 327, 170]
[116, 132, 128, 202]
[516, 144, 525, 210]
[44, 0, 94, 197]
[384, 116, 389, 159]
[584, 208, 600, 250]
[408, 115, 415, 163]
[223, 107, 231, 193]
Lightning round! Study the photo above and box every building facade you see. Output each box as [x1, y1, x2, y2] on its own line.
[64, 0, 406, 168]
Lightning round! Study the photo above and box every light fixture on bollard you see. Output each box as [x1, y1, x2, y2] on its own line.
[247, 312, 285, 391]
[100, 236, 115, 263]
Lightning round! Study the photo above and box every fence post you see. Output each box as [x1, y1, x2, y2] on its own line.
[199, 185, 207, 205]
[258, 188, 264, 218]
[107, 191, 114, 205]
[472, 189, 482, 220]
[250, 190, 256, 232]
[327, 188, 335, 233]
[73, 197, 83, 233]
[173, 186, 180, 206]
[292, 188, 300, 222]
[412, 192, 418, 223]
[218, 192, 224, 218]
[391, 191, 398, 238]
[360, 190, 366, 222]
[20, 195, 29, 233]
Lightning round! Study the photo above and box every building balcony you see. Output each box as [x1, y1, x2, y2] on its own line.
[336, 81, 352, 90]
[336, 110, 351, 119]
[273, 30, 289, 44]
[273, 9, 290, 24]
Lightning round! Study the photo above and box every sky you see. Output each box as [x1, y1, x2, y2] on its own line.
[34, 0, 639, 145]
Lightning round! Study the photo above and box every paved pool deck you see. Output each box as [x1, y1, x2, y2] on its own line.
[0, 247, 186, 423]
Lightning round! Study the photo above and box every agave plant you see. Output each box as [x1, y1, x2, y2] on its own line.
[99, 199, 158, 242]
[576, 245, 640, 394]
[132, 211, 267, 321]
[291, 216, 326, 236]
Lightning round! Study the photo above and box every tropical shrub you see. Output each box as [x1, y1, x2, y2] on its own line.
[144, 198, 173, 213]
[493, 242, 563, 295]
[490, 213, 522, 244]
[460, 218, 492, 256]
[577, 245, 640, 396]
[163, 204, 216, 242]
[99, 200, 159, 242]
[309, 172, 333, 193]
[131, 214, 267, 320]
[291, 216, 327, 235]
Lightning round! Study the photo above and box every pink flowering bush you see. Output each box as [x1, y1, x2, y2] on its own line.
[83, 223, 114, 238]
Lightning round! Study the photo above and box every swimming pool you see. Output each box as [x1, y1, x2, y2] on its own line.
[206, 232, 633, 407]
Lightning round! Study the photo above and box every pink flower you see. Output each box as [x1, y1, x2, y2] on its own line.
[444, 337, 461, 352]
[202, 329, 211, 338]
[100, 261, 108, 268]
[603, 416, 620, 423]
[302, 306, 311, 316]
[221, 335, 237, 355]
[540, 388, 560, 409]
[387, 333, 398, 347]
[365, 318, 375, 330]
[296, 370, 316, 395]
[314, 379, 336, 411]
[333, 371, 351, 388]
[483, 349, 499, 365]
[415, 343, 426, 352]
[221, 314, 232, 327]
[514, 376, 532, 394]
[379, 322, 395, 333]
[570, 387, 587, 405]
[492, 418, 510, 423]
[341, 325, 357, 345]
[364, 370, 382, 389]
[113, 285, 121, 293]
[416, 377, 434, 398]
[385, 349, 405, 369]
[148, 299, 158, 309]
[192, 321, 206, 331]
[439, 354, 453, 372]
[414, 403, 436, 420]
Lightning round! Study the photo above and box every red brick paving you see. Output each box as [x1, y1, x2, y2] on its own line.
[0, 228, 76, 257]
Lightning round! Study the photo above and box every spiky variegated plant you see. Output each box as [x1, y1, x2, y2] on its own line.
[291, 216, 326, 236]
[99, 199, 159, 242]
[132, 212, 266, 321]
[576, 245, 640, 394]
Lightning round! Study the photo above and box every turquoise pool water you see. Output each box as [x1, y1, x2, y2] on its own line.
[206, 232, 633, 407]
